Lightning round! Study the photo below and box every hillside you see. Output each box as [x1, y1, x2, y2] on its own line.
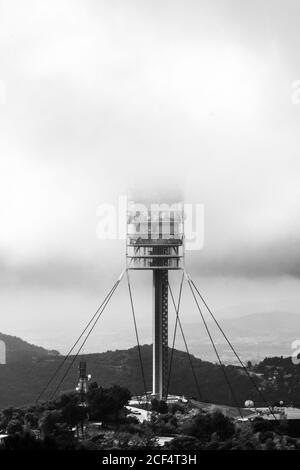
[0, 344, 246, 409]
[0, 332, 60, 363]
[1, 341, 299, 411]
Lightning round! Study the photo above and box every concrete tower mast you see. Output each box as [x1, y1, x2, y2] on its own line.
[127, 200, 184, 400]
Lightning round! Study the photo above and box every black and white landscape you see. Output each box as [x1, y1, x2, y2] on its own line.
[1, 0, 300, 455]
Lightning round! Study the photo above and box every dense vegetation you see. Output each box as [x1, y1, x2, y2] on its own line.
[0, 383, 299, 451]
[2, 344, 299, 410]
[251, 356, 300, 405]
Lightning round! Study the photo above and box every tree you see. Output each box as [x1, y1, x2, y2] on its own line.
[170, 403, 185, 415]
[151, 399, 168, 414]
[38, 410, 62, 437]
[210, 410, 235, 440]
[56, 392, 87, 428]
[24, 412, 39, 429]
[183, 410, 235, 442]
[252, 417, 273, 433]
[7, 419, 23, 435]
[0, 407, 15, 429]
[87, 384, 131, 423]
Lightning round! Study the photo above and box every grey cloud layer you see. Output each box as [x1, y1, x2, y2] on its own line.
[1, 0, 300, 290]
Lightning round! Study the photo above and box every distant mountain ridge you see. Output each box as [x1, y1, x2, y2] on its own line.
[89, 311, 300, 364]
[181, 311, 300, 363]
[208, 311, 300, 337]
[1, 311, 298, 364]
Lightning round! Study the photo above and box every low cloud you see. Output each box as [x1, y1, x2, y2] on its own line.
[188, 235, 300, 279]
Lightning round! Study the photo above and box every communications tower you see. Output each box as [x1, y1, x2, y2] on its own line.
[76, 361, 91, 406]
[126, 200, 184, 400]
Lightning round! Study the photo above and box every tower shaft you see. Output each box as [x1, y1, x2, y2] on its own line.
[153, 269, 168, 400]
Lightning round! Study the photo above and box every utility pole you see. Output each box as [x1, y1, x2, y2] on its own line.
[76, 361, 91, 438]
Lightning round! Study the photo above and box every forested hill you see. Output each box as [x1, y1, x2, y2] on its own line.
[0, 332, 60, 363]
[0, 342, 299, 410]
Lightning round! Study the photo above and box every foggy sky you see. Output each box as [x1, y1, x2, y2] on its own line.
[1, 0, 300, 352]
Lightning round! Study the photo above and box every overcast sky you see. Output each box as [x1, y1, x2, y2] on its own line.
[0, 0, 300, 353]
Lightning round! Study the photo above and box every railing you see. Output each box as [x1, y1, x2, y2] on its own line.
[126, 204, 185, 270]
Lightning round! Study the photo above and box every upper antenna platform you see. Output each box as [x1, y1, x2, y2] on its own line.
[126, 200, 185, 270]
